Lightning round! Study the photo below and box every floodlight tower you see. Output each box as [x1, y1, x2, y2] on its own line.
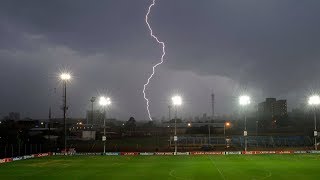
[60, 73, 71, 154]
[99, 96, 111, 154]
[224, 122, 231, 137]
[239, 95, 251, 152]
[308, 95, 320, 150]
[224, 122, 231, 147]
[90, 97, 96, 125]
[172, 95, 182, 155]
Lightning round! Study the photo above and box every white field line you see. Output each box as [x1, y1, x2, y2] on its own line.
[207, 156, 226, 180]
[169, 170, 189, 180]
[260, 170, 272, 180]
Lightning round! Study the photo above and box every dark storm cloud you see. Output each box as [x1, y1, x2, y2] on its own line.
[1, 0, 320, 120]
[0, 0, 152, 55]
[154, 0, 320, 95]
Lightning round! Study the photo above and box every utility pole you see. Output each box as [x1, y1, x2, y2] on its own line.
[211, 92, 215, 120]
[168, 105, 172, 121]
[49, 107, 51, 142]
[168, 105, 172, 139]
[208, 124, 211, 145]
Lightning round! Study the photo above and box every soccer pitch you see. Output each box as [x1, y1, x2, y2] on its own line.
[1, 155, 320, 179]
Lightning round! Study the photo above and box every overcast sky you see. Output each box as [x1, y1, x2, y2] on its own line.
[1, 0, 320, 120]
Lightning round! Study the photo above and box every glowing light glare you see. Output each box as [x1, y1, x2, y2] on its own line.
[99, 96, 111, 106]
[225, 122, 231, 127]
[143, 0, 166, 121]
[172, 95, 182, 106]
[239, 95, 251, 106]
[60, 73, 71, 80]
[188, 123, 191, 127]
[308, 95, 320, 106]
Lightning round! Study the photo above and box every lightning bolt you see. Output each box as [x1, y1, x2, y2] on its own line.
[143, 0, 166, 121]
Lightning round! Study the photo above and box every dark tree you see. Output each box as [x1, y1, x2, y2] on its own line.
[125, 117, 136, 131]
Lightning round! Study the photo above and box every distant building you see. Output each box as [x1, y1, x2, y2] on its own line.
[49, 118, 86, 128]
[258, 98, 287, 117]
[274, 100, 287, 116]
[258, 98, 288, 128]
[258, 98, 276, 115]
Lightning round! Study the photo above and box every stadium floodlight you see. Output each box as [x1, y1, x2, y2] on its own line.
[224, 122, 231, 137]
[172, 95, 182, 106]
[89, 97, 96, 125]
[99, 96, 111, 154]
[223, 122, 231, 148]
[99, 96, 111, 106]
[59, 72, 72, 155]
[60, 73, 71, 81]
[308, 95, 320, 150]
[239, 95, 251, 152]
[239, 95, 251, 106]
[171, 95, 182, 155]
[308, 95, 320, 106]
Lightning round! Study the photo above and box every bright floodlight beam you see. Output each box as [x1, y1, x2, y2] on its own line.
[99, 96, 111, 154]
[172, 95, 182, 155]
[60, 72, 71, 155]
[308, 95, 320, 150]
[239, 95, 250, 152]
[308, 95, 320, 106]
[99, 96, 111, 106]
[172, 95, 182, 106]
[239, 95, 251, 106]
[60, 73, 71, 81]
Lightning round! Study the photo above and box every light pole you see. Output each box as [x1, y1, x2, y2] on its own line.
[239, 95, 251, 152]
[224, 122, 230, 147]
[256, 121, 258, 137]
[90, 97, 96, 125]
[60, 73, 71, 154]
[172, 95, 182, 155]
[308, 95, 320, 150]
[224, 122, 230, 137]
[208, 124, 211, 145]
[99, 96, 111, 154]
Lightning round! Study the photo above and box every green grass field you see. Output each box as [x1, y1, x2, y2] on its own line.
[1, 155, 320, 179]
